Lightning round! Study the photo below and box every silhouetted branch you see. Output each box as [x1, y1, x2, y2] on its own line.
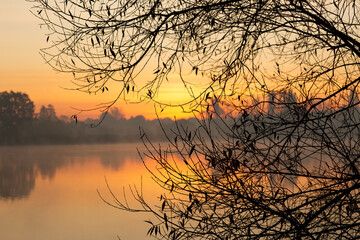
[30, 0, 360, 239]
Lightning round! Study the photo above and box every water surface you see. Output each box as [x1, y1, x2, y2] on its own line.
[0, 143, 160, 240]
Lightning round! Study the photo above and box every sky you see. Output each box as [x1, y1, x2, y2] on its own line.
[0, 0, 194, 120]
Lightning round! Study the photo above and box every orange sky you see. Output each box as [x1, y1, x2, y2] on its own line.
[2, 2, 352, 121]
[0, 1, 196, 120]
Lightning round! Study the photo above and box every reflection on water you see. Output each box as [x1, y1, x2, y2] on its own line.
[0, 144, 141, 200]
[0, 143, 158, 240]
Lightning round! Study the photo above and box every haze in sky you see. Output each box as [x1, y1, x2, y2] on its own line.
[0, 0, 194, 120]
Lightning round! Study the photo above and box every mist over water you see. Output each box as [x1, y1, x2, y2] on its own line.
[0, 143, 158, 240]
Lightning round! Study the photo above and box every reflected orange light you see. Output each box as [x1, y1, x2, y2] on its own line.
[34, 155, 164, 206]
[0, 145, 163, 240]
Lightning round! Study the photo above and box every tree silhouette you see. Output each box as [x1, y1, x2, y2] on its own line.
[0, 91, 34, 144]
[38, 104, 57, 121]
[31, 0, 360, 239]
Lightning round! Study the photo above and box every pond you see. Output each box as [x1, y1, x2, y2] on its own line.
[0, 143, 161, 240]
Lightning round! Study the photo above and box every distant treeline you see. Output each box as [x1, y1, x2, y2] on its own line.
[4, 91, 357, 146]
[0, 91, 199, 145]
[15, 114, 200, 145]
